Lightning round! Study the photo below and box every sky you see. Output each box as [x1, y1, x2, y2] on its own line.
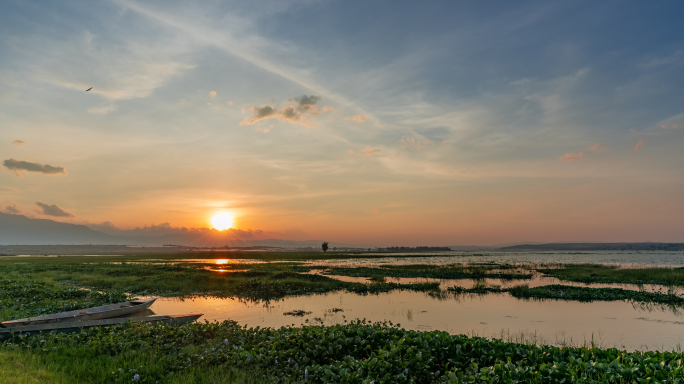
[1, 0, 683, 246]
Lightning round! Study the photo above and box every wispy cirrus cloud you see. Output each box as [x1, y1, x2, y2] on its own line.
[656, 113, 684, 130]
[35, 202, 74, 217]
[633, 139, 645, 152]
[400, 136, 434, 150]
[11, 140, 26, 146]
[349, 148, 381, 157]
[50, 61, 193, 101]
[114, 0, 372, 118]
[29, 27, 192, 104]
[345, 115, 367, 123]
[3, 158, 66, 175]
[88, 105, 118, 115]
[559, 143, 608, 161]
[661, 123, 683, 130]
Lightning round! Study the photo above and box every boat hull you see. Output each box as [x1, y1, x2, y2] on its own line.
[0, 297, 158, 327]
[0, 314, 203, 338]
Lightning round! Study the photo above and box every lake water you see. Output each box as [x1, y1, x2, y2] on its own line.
[296, 250, 684, 267]
[144, 251, 684, 351]
[145, 290, 684, 351]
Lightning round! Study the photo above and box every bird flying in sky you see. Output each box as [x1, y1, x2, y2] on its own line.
[85, 87, 92, 92]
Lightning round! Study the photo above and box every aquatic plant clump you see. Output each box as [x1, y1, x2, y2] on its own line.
[0, 276, 131, 322]
[446, 283, 684, 306]
[508, 284, 684, 305]
[5, 319, 684, 383]
[283, 310, 312, 317]
[537, 264, 684, 286]
[325, 265, 533, 281]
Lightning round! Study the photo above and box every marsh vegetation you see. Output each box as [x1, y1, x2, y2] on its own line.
[538, 264, 684, 286]
[3, 253, 684, 382]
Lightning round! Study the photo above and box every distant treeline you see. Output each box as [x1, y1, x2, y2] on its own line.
[500, 243, 684, 251]
[379, 246, 452, 252]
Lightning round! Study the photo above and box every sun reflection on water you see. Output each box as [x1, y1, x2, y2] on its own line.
[207, 259, 248, 272]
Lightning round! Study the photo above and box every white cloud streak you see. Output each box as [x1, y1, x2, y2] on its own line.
[88, 105, 118, 115]
[49, 62, 193, 101]
[559, 143, 607, 162]
[114, 0, 373, 117]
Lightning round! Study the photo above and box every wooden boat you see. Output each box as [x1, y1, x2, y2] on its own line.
[0, 297, 158, 327]
[0, 313, 203, 339]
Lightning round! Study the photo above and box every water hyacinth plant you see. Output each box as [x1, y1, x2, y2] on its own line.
[4, 319, 684, 383]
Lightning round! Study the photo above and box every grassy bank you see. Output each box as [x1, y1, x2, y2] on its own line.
[537, 264, 684, 286]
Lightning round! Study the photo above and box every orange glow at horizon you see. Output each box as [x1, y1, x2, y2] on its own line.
[210, 212, 235, 230]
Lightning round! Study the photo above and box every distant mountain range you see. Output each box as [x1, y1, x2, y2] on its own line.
[0, 212, 365, 248]
[3, 212, 681, 251]
[0, 212, 115, 245]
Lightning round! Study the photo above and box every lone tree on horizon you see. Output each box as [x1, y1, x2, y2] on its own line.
[321, 242, 329, 252]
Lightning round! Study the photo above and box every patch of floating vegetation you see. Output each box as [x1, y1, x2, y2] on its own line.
[283, 310, 312, 317]
[446, 282, 684, 306]
[324, 264, 534, 281]
[508, 284, 684, 305]
[537, 264, 684, 286]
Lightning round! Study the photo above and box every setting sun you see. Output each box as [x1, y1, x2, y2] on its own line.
[210, 212, 234, 230]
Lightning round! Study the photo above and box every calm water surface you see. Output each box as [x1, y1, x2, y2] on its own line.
[146, 290, 684, 351]
[145, 251, 684, 351]
[301, 251, 684, 267]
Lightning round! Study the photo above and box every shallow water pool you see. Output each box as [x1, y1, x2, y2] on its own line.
[145, 289, 684, 351]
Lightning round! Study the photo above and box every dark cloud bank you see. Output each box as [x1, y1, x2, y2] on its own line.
[240, 94, 330, 127]
[3, 158, 66, 175]
[1, 202, 20, 214]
